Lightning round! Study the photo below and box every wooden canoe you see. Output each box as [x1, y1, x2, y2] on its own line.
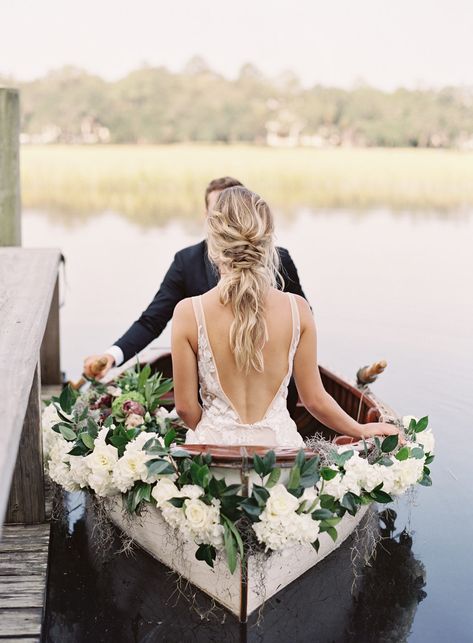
[105, 352, 397, 622]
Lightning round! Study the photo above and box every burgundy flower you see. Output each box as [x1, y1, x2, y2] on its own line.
[122, 400, 145, 417]
[97, 394, 113, 408]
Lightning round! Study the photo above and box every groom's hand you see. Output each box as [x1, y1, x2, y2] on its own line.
[83, 353, 115, 380]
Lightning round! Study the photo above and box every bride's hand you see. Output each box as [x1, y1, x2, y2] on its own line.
[356, 422, 403, 442]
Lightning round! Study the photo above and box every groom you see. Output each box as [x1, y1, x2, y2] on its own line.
[83, 176, 307, 379]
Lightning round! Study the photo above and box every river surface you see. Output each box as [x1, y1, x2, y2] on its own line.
[22, 207, 473, 642]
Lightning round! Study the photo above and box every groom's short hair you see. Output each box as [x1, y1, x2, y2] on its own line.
[205, 176, 244, 208]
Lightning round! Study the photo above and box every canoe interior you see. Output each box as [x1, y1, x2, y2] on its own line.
[150, 353, 390, 445]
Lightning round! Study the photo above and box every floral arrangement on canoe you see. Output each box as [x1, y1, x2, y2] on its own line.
[43, 364, 434, 574]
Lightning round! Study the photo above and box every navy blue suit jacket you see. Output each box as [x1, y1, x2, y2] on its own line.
[114, 240, 306, 363]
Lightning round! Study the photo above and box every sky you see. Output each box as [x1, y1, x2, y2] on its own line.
[2, 0, 473, 90]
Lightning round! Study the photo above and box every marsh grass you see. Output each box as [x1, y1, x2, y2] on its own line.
[21, 144, 473, 225]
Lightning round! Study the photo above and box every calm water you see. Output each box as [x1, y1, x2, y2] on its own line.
[23, 207, 473, 642]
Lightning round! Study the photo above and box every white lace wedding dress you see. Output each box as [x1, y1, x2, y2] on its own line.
[185, 293, 304, 448]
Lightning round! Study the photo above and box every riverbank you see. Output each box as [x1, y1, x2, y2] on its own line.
[21, 145, 473, 225]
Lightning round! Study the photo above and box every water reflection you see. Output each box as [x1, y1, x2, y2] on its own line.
[43, 494, 426, 643]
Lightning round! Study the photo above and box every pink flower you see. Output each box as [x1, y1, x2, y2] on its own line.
[123, 400, 145, 417]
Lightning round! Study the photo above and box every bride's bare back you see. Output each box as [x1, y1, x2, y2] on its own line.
[199, 287, 295, 424]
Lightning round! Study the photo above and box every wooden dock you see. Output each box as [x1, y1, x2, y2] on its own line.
[0, 524, 50, 641]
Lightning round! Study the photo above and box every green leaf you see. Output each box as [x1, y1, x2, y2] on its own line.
[253, 454, 265, 476]
[410, 447, 425, 459]
[104, 415, 114, 428]
[325, 526, 338, 542]
[224, 522, 237, 574]
[377, 455, 394, 467]
[80, 432, 95, 450]
[169, 448, 191, 458]
[252, 484, 270, 507]
[263, 450, 276, 473]
[419, 473, 432, 487]
[240, 498, 262, 522]
[59, 385, 77, 414]
[320, 467, 338, 481]
[221, 484, 242, 497]
[319, 494, 337, 510]
[266, 467, 281, 488]
[312, 508, 334, 521]
[195, 543, 216, 568]
[381, 434, 399, 453]
[335, 449, 354, 466]
[68, 443, 89, 456]
[340, 492, 360, 515]
[415, 416, 429, 433]
[370, 489, 393, 503]
[59, 425, 77, 441]
[87, 417, 99, 439]
[374, 436, 381, 450]
[395, 446, 409, 461]
[223, 516, 244, 561]
[164, 428, 177, 448]
[167, 497, 185, 508]
[138, 363, 152, 391]
[146, 459, 175, 476]
[287, 465, 301, 490]
[295, 449, 306, 469]
[425, 454, 435, 465]
[311, 538, 320, 553]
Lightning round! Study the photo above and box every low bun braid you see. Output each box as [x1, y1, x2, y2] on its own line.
[206, 186, 281, 373]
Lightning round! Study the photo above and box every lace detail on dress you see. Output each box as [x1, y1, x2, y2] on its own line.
[185, 294, 304, 447]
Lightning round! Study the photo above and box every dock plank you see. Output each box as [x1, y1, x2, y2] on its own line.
[0, 524, 49, 641]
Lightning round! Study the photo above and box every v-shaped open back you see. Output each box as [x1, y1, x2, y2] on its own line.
[186, 293, 304, 447]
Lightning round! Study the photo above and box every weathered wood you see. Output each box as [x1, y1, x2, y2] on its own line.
[0, 609, 42, 637]
[0, 524, 49, 641]
[0, 247, 62, 526]
[6, 366, 45, 524]
[40, 276, 61, 385]
[0, 88, 21, 247]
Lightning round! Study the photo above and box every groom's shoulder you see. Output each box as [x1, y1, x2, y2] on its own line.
[174, 240, 206, 263]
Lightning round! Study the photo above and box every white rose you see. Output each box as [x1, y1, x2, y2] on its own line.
[125, 431, 157, 453]
[265, 484, 300, 518]
[416, 430, 435, 454]
[322, 473, 349, 500]
[184, 499, 212, 531]
[112, 450, 149, 493]
[152, 478, 180, 507]
[180, 485, 204, 499]
[402, 415, 419, 430]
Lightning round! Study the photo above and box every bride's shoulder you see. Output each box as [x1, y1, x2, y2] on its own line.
[172, 297, 195, 325]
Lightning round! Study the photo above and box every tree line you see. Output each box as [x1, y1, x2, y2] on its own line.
[4, 59, 473, 147]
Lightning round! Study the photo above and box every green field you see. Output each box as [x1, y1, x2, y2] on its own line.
[21, 145, 473, 225]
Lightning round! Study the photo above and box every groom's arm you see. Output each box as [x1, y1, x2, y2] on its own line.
[108, 251, 187, 365]
[277, 247, 307, 301]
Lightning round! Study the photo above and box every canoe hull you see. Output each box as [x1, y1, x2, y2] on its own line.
[106, 498, 369, 621]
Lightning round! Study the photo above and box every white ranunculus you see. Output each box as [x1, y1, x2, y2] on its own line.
[88, 471, 119, 497]
[125, 413, 145, 429]
[416, 429, 435, 454]
[69, 456, 91, 488]
[180, 485, 204, 499]
[85, 443, 118, 474]
[152, 478, 180, 507]
[265, 484, 300, 519]
[402, 415, 419, 430]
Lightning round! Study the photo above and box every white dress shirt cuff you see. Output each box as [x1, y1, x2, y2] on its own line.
[105, 345, 124, 367]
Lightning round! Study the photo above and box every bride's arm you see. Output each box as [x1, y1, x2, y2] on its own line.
[171, 299, 202, 430]
[293, 297, 399, 440]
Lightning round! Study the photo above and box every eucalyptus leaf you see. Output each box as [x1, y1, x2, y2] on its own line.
[59, 425, 77, 441]
[266, 467, 281, 488]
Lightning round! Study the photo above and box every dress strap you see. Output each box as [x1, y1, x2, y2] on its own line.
[191, 295, 205, 329]
[288, 293, 300, 352]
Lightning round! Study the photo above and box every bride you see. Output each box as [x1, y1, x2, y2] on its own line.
[171, 187, 399, 447]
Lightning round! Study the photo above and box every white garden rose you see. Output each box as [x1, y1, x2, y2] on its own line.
[85, 443, 118, 474]
[322, 472, 349, 500]
[125, 431, 158, 453]
[184, 498, 213, 531]
[416, 429, 435, 454]
[151, 478, 180, 507]
[382, 457, 424, 495]
[112, 450, 149, 493]
[88, 471, 119, 497]
[265, 484, 300, 519]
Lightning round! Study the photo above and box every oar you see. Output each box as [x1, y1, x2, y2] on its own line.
[69, 356, 109, 390]
[356, 359, 387, 386]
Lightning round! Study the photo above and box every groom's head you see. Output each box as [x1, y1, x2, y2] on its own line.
[205, 177, 243, 214]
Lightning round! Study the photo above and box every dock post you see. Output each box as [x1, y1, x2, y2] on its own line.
[0, 87, 21, 247]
